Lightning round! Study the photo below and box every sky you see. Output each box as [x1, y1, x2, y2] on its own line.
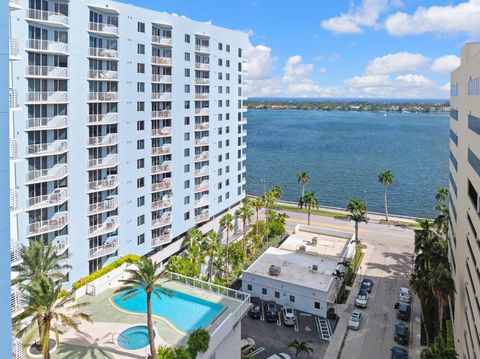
[123, 0, 480, 99]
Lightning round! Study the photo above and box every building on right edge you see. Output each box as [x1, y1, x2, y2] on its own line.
[449, 42, 480, 358]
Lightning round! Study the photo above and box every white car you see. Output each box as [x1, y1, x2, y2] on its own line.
[267, 354, 291, 359]
[348, 309, 362, 330]
[355, 289, 368, 308]
[282, 307, 296, 326]
[399, 287, 411, 303]
[240, 338, 256, 356]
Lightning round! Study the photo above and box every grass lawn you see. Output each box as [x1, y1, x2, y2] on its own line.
[276, 204, 349, 218]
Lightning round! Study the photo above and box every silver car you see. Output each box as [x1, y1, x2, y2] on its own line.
[399, 287, 411, 303]
[348, 309, 362, 330]
[282, 307, 296, 326]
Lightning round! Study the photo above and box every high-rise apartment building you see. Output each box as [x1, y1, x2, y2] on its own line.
[8, 0, 248, 295]
[449, 42, 480, 358]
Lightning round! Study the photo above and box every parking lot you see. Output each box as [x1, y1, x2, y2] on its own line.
[241, 300, 330, 359]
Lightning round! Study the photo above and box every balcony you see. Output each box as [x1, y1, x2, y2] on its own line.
[194, 151, 209, 162]
[9, 37, 20, 60]
[195, 122, 210, 131]
[195, 78, 210, 85]
[195, 45, 210, 53]
[195, 108, 210, 116]
[242, 106, 248, 111]
[25, 139, 68, 157]
[88, 69, 119, 80]
[151, 93, 172, 101]
[88, 195, 118, 215]
[10, 242, 22, 267]
[239, 118, 247, 125]
[241, 130, 247, 136]
[195, 63, 210, 71]
[240, 153, 247, 161]
[9, 0, 21, 10]
[151, 74, 172, 83]
[26, 65, 68, 79]
[26, 91, 68, 104]
[88, 175, 119, 192]
[195, 166, 209, 177]
[87, 133, 119, 147]
[87, 91, 118, 102]
[152, 232, 172, 247]
[10, 139, 19, 160]
[88, 113, 118, 125]
[27, 188, 68, 210]
[88, 154, 118, 170]
[152, 127, 172, 137]
[194, 93, 210, 100]
[89, 237, 119, 260]
[152, 145, 171, 156]
[195, 211, 210, 223]
[152, 198, 172, 211]
[27, 39, 68, 54]
[27, 211, 69, 236]
[9, 88, 19, 109]
[88, 216, 119, 237]
[152, 215, 172, 229]
[152, 180, 171, 192]
[152, 56, 172, 66]
[88, 47, 118, 60]
[26, 9, 69, 27]
[52, 235, 69, 256]
[26, 164, 68, 184]
[88, 22, 119, 36]
[195, 181, 209, 193]
[152, 110, 172, 119]
[151, 36, 172, 46]
[152, 162, 172, 174]
[11, 289, 23, 314]
[26, 115, 68, 131]
[195, 137, 209, 146]
[10, 189, 19, 212]
[195, 195, 209, 208]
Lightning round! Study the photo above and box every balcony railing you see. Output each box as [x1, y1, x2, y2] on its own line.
[27, 39, 68, 53]
[152, 56, 172, 66]
[87, 91, 118, 102]
[9, 0, 21, 10]
[10, 242, 22, 266]
[195, 63, 210, 71]
[88, 22, 119, 36]
[25, 139, 68, 157]
[195, 196, 209, 208]
[89, 237, 119, 260]
[194, 93, 210, 100]
[88, 175, 119, 192]
[195, 45, 210, 53]
[152, 215, 172, 229]
[88, 154, 118, 169]
[26, 115, 68, 130]
[26, 91, 68, 103]
[195, 211, 210, 223]
[151, 180, 171, 192]
[152, 127, 172, 137]
[152, 198, 172, 210]
[88, 196, 118, 215]
[26, 164, 68, 183]
[195, 181, 209, 193]
[152, 110, 172, 119]
[195, 166, 209, 177]
[151, 145, 171, 156]
[26, 9, 69, 26]
[9, 37, 20, 59]
[151, 74, 172, 83]
[9, 88, 19, 109]
[152, 162, 172, 174]
[89, 47, 118, 59]
[87, 133, 119, 147]
[53, 235, 69, 256]
[195, 108, 210, 115]
[152, 233, 171, 247]
[26, 65, 68, 78]
[88, 215, 119, 237]
[151, 93, 172, 101]
[195, 137, 209, 146]
[10, 139, 18, 160]
[88, 113, 118, 125]
[27, 188, 68, 210]
[195, 78, 210, 85]
[27, 211, 69, 236]
[194, 151, 209, 162]
[88, 69, 118, 80]
[11, 289, 22, 314]
[10, 188, 18, 211]
[151, 35, 172, 46]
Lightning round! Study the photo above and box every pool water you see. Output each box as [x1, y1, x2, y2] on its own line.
[118, 325, 153, 350]
[113, 288, 224, 332]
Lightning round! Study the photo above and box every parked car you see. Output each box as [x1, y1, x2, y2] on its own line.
[391, 346, 408, 358]
[361, 278, 374, 293]
[282, 307, 296, 326]
[265, 301, 279, 322]
[248, 297, 262, 319]
[395, 302, 411, 321]
[355, 289, 368, 308]
[240, 338, 256, 356]
[394, 322, 410, 345]
[266, 354, 291, 359]
[399, 287, 411, 303]
[348, 309, 362, 330]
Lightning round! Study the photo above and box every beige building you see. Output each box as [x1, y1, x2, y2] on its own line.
[449, 42, 480, 358]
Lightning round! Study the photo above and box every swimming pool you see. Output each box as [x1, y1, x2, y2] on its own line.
[117, 325, 154, 350]
[112, 288, 224, 332]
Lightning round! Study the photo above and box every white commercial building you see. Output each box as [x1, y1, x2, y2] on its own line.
[242, 225, 355, 318]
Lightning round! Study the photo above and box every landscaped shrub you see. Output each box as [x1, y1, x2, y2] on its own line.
[72, 254, 140, 290]
[268, 219, 285, 237]
[446, 320, 454, 349]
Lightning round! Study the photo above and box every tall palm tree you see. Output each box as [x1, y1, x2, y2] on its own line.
[251, 197, 264, 235]
[269, 185, 283, 208]
[298, 191, 319, 226]
[115, 257, 172, 358]
[183, 228, 203, 251]
[430, 264, 455, 333]
[435, 187, 449, 206]
[288, 340, 314, 357]
[203, 231, 221, 282]
[219, 213, 234, 285]
[13, 277, 92, 359]
[296, 172, 310, 197]
[185, 242, 204, 278]
[421, 335, 457, 359]
[235, 199, 254, 251]
[346, 199, 368, 272]
[378, 170, 394, 221]
[434, 187, 449, 237]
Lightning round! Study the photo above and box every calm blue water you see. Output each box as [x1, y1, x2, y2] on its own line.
[245, 110, 450, 218]
[118, 325, 152, 350]
[113, 289, 224, 332]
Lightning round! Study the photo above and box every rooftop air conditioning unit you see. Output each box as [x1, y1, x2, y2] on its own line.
[299, 245, 306, 252]
[269, 264, 281, 276]
[312, 264, 318, 272]
[311, 237, 318, 246]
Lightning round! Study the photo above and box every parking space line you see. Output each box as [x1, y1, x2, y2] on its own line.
[246, 347, 265, 357]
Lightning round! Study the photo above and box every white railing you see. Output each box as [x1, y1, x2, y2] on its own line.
[195, 166, 209, 177]
[89, 237, 119, 259]
[151, 93, 172, 101]
[151, 36, 172, 45]
[195, 62, 210, 70]
[26, 91, 68, 103]
[195, 108, 210, 115]
[195, 137, 209, 146]
[26, 115, 68, 130]
[195, 45, 210, 53]
[241, 130, 247, 136]
[27, 188, 68, 209]
[88, 216, 119, 237]
[152, 162, 172, 174]
[88, 113, 118, 124]
[9, 88, 19, 109]
[27, 39, 68, 53]
[27, 211, 68, 236]
[10, 139, 18, 160]
[9, 37, 19, 58]
[88, 196, 119, 214]
[152, 127, 172, 137]
[11, 289, 22, 314]
[26, 139, 68, 157]
[195, 151, 209, 161]
[152, 180, 171, 192]
[88, 22, 119, 35]
[195, 123, 210, 131]
[195, 211, 209, 223]
[26, 9, 69, 25]
[10, 189, 18, 211]
[151, 215, 172, 228]
[26, 65, 68, 78]
[87, 92, 118, 102]
[242, 106, 248, 111]
[152, 56, 172, 65]
[9, 0, 21, 9]
[88, 69, 119, 80]
[151, 74, 172, 83]
[10, 242, 22, 266]
[53, 235, 69, 256]
[152, 199, 172, 210]
[88, 175, 119, 192]
[152, 233, 171, 247]
[194, 93, 210, 100]
[88, 154, 118, 169]
[88, 133, 119, 147]
[89, 47, 118, 59]
[195, 181, 209, 193]
[152, 110, 172, 119]
[152, 145, 171, 156]
[195, 78, 210, 85]
[195, 196, 209, 208]
[26, 164, 68, 183]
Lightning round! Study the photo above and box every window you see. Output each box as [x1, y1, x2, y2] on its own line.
[218, 195, 222, 203]
[184, 148, 190, 157]
[275, 291, 280, 298]
[218, 58, 223, 66]
[137, 177, 144, 188]
[185, 34, 190, 43]
[137, 158, 144, 169]
[218, 42, 223, 51]
[184, 133, 190, 141]
[184, 164, 190, 173]
[226, 179, 230, 186]
[218, 86, 223, 94]
[314, 302, 320, 309]
[184, 196, 190, 205]
[137, 215, 145, 226]
[137, 44, 145, 54]
[185, 84, 190, 93]
[184, 117, 190, 125]
[218, 100, 223, 107]
[238, 47, 242, 57]
[226, 60, 230, 67]
[137, 82, 145, 92]
[137, 234, 145, 245]
[218, 72, 223, 80]
[138, 22, 145, 33]
[218, 169, 222, 177]
[247, 284, 252, 291]
[289, 295, 295, 303]
[226, 73, 230, 81]
[137, 196, 145, 207]
[137, 140, 144, 150]
[184, 180, 190, 189]
[184, 101, 190, 109]
[218, 127, 223, 135]
[185, 52, 190, 61]
[184, 212, 190, 220]
[218, 141, 223, 149]
[185, 68, 190, 77]
[137, 63, 145, 73]
[137, 102, 144, 111]
[226, 44, 230, 52]
[137, 121, 144, 131]
[226, 192, 230, 199]
[262, 288, 267, 295]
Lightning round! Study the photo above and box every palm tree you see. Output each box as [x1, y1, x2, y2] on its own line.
[183, 228, 203, 251]
[434, 188, 449, 236]
[187, 328, 210, 358]
[296, 172, 310, 197]
[115, 257, 172, 359]
[185, 242, 204, 278]
[288, 339, 314, 357]
[156, 346, 176, 359]
[435, 187, 449, 206]
[269, 185, 283, 208]
[421, 335, 457, 359]
[219, 213, 234, 285]
[13, 277, 92, 359]
[346, 199, 368, 272]
[298, 191, 319, 226]
[430, 264, 455, 333]
[235, 199, 254, 251]
[251, 197, 264, 235]
[203, 231, 221, 282]
[378, 170, 394, 221]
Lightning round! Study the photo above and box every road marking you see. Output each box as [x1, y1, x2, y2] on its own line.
[246, 347, 265, 357]
[285, 218, 369, 233]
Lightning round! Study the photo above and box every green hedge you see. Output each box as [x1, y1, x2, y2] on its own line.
[72, 254, 140, 290]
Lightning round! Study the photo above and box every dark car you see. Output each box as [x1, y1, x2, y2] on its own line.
[361, 278, 374, 293]
[265, 301, 279, 322]
[248, 297, 262, 319]
[395, 302, 411, 321]
[394, 322, 410, 345]
[391, 346, 408, 359]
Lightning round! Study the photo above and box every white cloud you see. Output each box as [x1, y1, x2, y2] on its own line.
[282, 55, 314, 82]
[319, 67, 327, 73]
[431, 55, 461, 74]
[244, 44, 276, 80]
[345, 75, 391, 88]
[385, 0, 480, 36]
[440, 82, 451, 92]
[365, 52, 429, 75]
[395, 74, 434, 87]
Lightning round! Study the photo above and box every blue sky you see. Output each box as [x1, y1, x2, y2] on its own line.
[123, 0, 480, 99]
